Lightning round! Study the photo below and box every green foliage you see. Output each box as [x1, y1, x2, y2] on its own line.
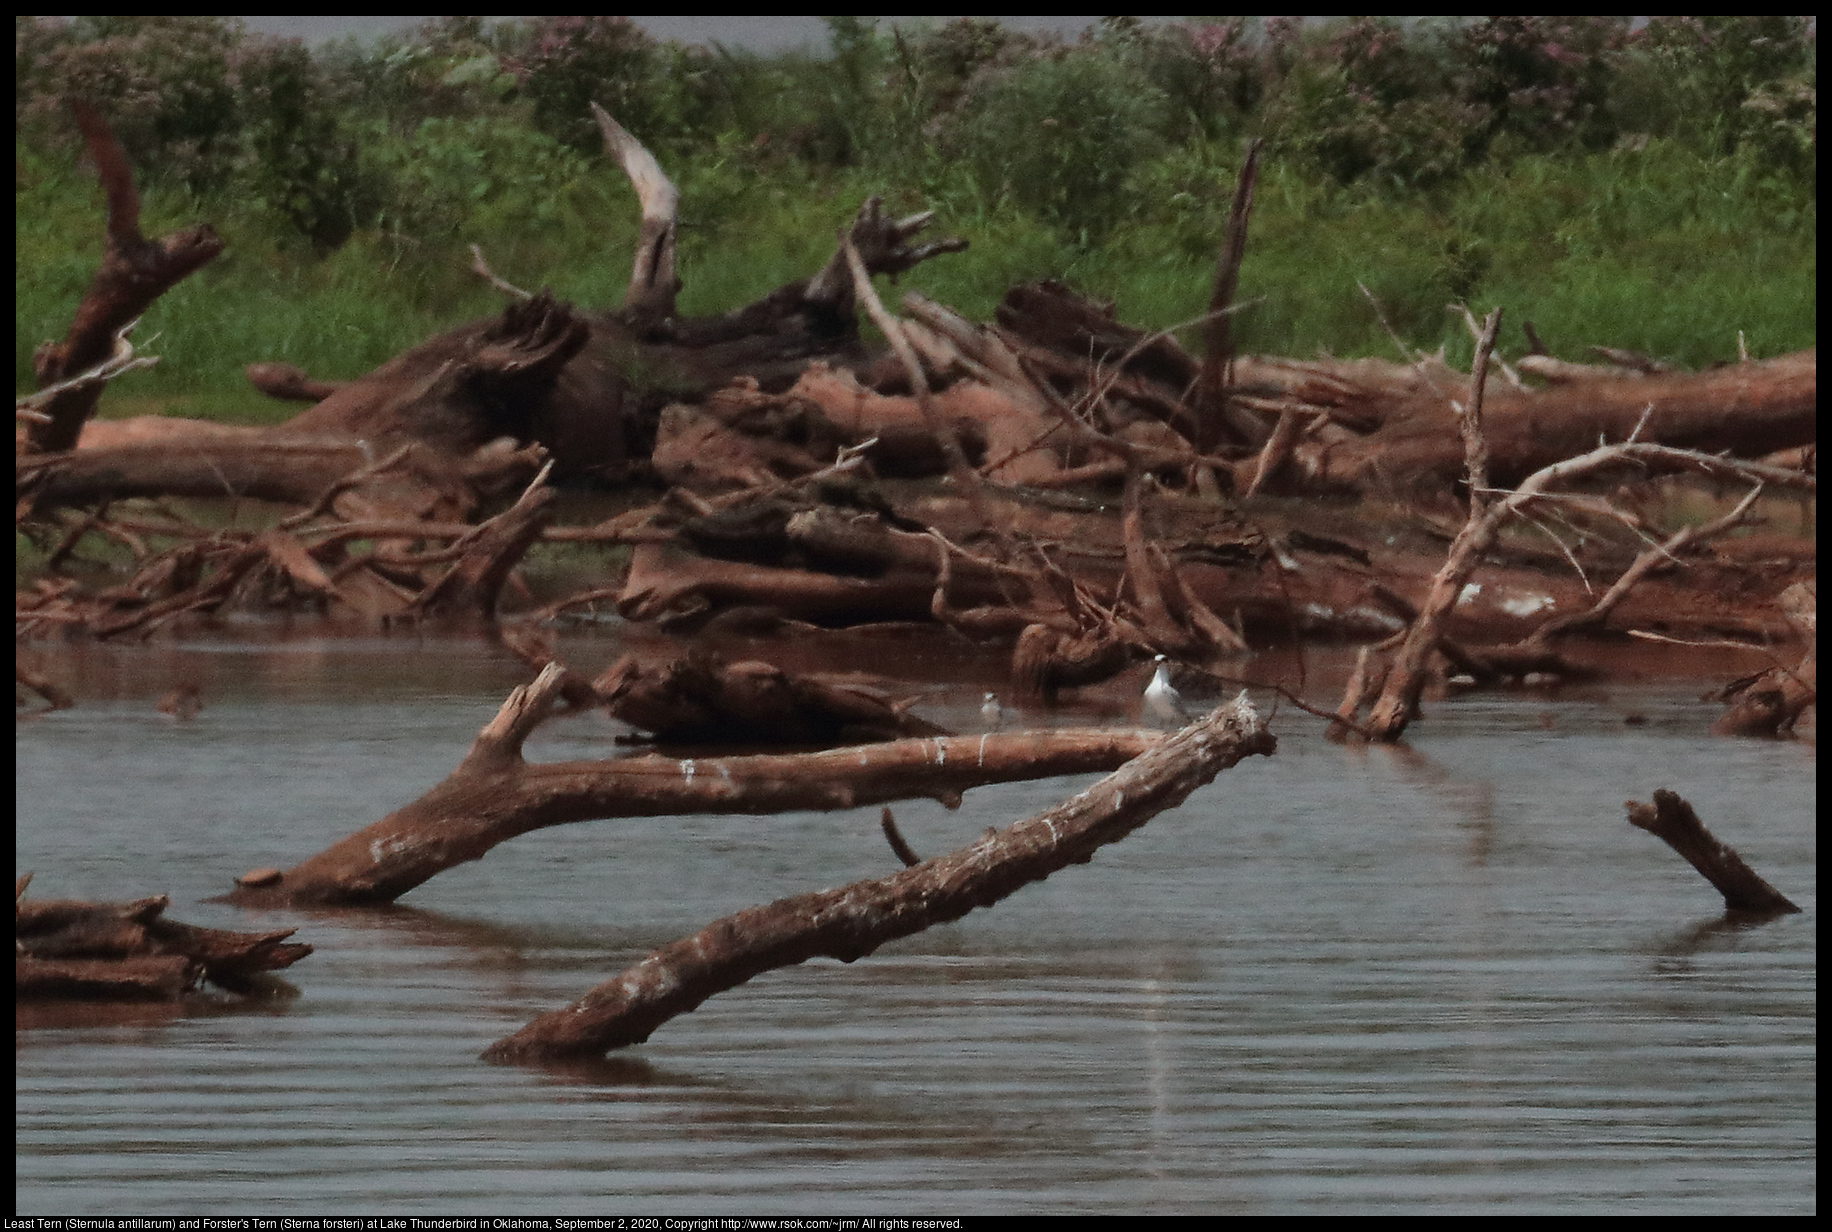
[943, 47, 1167, 239]
[1628, 17, 1816, 164]
[14, 16, 1817, 414]
[234, 38, 382, 252]
[16, 16, 244, 191]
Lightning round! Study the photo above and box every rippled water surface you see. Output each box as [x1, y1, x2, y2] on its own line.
[16, 636, 1816, 1213]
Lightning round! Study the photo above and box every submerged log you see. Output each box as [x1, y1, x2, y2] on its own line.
[16, 883, 312, 1000]
[484, 692, 1275, 1061]
[595, 649, 952, 745]
[1625, 790, 1800, 915]
[226, 663, 1166, 908]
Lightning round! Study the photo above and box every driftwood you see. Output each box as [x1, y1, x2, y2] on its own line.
[984, 279, 1815, 498]
[19, 451, 555, 636]
[17, 879, 312, 1000]
[1625, 790, 1800, 916]
[1708, 581, 1816, 738]
[225, 663, 1166, 908]
[1193, 139, 1264, 463]
[483, 692, 1274, 1062]
[17, 108, 1811, 673]
[244, 361, 344, 403]
[594, 649, 952, 745]
[1342, 339, 1813, 742]
[1362, 308, 1504, 740]
[17, 660, 74, 710]
[20, 430, 541, 520]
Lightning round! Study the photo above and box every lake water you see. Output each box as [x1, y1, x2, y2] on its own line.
[15, 633, 1816, 1213]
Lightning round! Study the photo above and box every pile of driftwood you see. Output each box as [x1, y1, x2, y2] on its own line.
[18, 107, 1813, 740]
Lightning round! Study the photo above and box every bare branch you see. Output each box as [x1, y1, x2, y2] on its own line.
[468, 244, 533, 302]
[593, 103, 679, 325]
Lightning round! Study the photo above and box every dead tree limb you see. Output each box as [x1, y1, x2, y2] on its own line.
[1626, 790, 1800, 915]
[244, 361, 346, 403]
[1710, 581, 1816, 738]
[1365, 308, 1503, 740]
[225, 663, 1169, 908]
[1195, 138, 1264, 461]
[844, 235, 1005, 547]
[483, 692, 1274, 1061]
[408, 461, 555, 620]
[17, 319, 159, 416]
[26, 101, 223, 453]
[1526, 483, 1765, 645]
[880, 807, 924, 867]
[593, 103, 679, 330]
[1360, 388, 1805, 739]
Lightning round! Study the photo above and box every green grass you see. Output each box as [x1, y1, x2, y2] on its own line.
[17, 134, 1814, 423]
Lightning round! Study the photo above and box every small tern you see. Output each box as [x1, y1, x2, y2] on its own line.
[1143, 655, 1185, 725]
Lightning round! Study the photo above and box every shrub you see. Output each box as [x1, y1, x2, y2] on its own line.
[1626, 17, 1816, 171]
[16, 16, 243, 192]
[232, 37, 382, 252]
[944, 46, 1166, 239]
[1260, 17, 1475, 193]
[1451, 17, 1630, 160]
[512, 17, 662, 153]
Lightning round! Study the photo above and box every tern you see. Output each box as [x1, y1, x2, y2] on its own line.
[981, 691, 1005, 730]
[1142, 655, 1185, 725]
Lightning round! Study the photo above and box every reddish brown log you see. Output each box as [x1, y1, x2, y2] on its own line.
[244, 361, 344, 403]
[17, 954, 198, 1001]
[483, 693, 1274, 1061]
[16, 888, 311, 1000]
[26, 102, 223, 454]
[1626, 790, 1800, 915]
[1305, 350, 1817, 492]
[595, 650, 952, 745]
[225, 664, 1165, 908]
[20, 429, 542, 523]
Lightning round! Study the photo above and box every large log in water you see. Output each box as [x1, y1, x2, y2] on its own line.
[226, 664, 1164, 908]
[483, 693, 1275, 1061]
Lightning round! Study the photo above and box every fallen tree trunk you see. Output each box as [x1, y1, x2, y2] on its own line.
[483, 691, 1275, 1061]
[1625, 790, 1800, 916]
[1327, 349, 1818, 491]
[20, 431, 539, 520]
[225, 663, 1165, 908]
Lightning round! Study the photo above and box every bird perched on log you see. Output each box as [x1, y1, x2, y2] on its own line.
[981, 691, 1005, 730]
[1142, 655, 1185, 726]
